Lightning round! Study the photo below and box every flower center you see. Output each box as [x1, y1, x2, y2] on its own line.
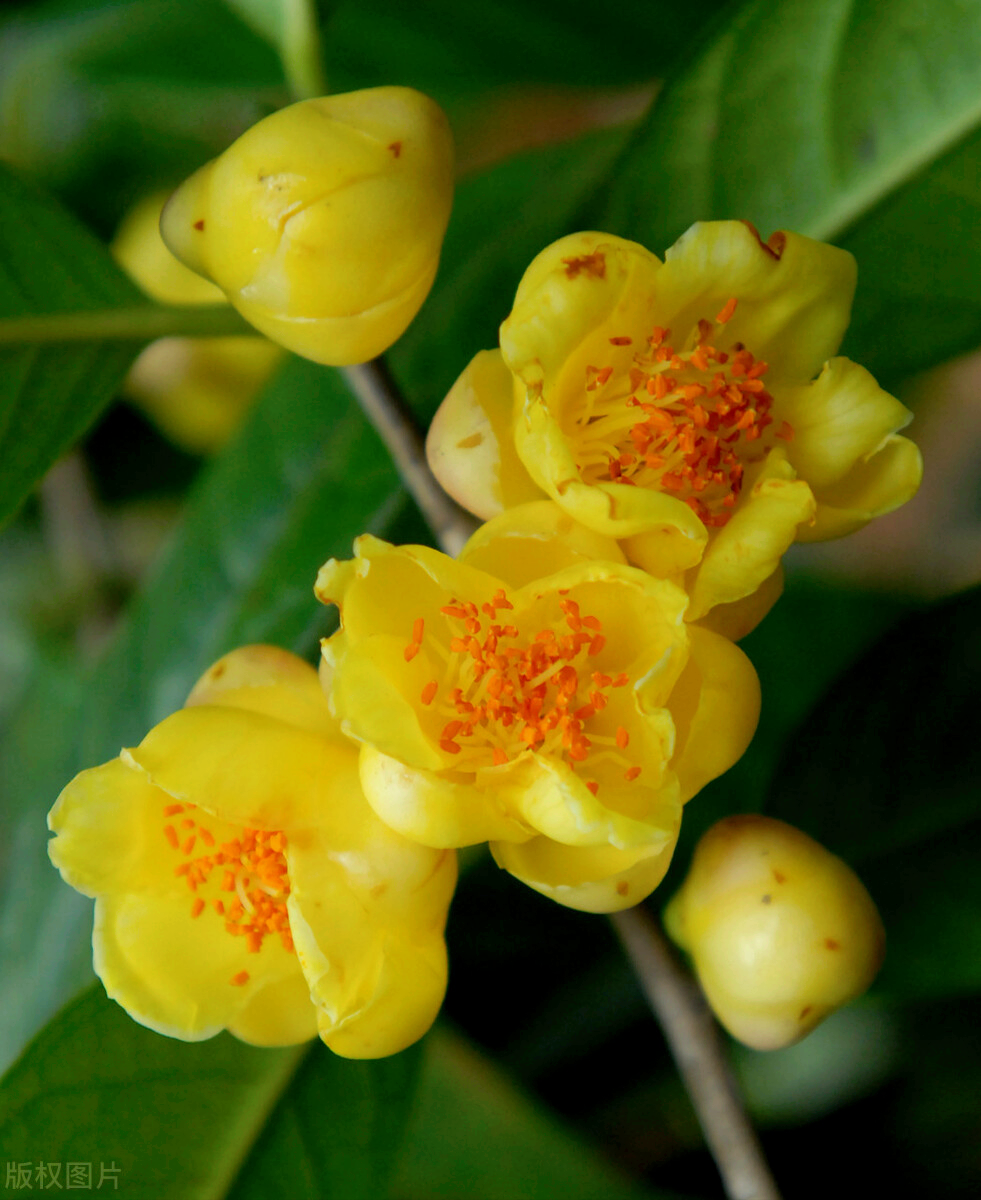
[405, 590, 639, 794]
[162, 804, 293, 986]
[569, 298, 794, 527]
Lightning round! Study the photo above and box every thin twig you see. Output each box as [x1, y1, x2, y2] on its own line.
[611, 906, 783, 1200]
[342, 359, 479, 555]
[345, 353, 780, 1200]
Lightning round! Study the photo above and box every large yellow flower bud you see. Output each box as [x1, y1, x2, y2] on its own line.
[666, 815, 885, 1049]
[161, 87, 454, 366]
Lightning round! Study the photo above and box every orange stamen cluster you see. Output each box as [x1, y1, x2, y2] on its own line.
[573, 298, 794, 527]
[407, 590, 639, 792]
[162, 804, 293, 985]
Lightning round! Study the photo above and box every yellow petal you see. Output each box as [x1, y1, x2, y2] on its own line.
[185, 644, 339, 739]
[694, 565, 784, 641]
[687, 451, 815, 620]
[228, 969, 320, 1047]
[94, 893, 307, 1044]
[669, 625, 761, 803]
[286, 817, 455, 1058]
[162, 88, 454, 366]
[777, 358, 913, 490]
[501, 231, 662, 391]
[359, 745, 533, 847]
[426, 350, 543, 520]
[127, 705, 360, 829]
[457, 500, 627, 587]
[656, 222, 856, 382]
[112, 190, 225, 307]
[801, 434, 924, 542]
[48, 758, 184, 898]
[491, 823, 680, 913]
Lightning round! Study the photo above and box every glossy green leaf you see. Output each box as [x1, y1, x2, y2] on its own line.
[0, 985, 421, 1200]
[765, 586, 981, 996]
[392, 1028, 676, 1200]
[594, 0, 981, 389]
[0, 354, 422, 1072]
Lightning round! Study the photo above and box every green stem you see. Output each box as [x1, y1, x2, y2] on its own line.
[0, 304, 254, 345]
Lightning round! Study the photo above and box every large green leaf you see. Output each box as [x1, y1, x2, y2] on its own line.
[0, 985, 420, 1200]
[594, 0, 981, 389]
[0, 162, 247, 529]
[0, 354, 422, 1073]
[392, 1028, 676, 1200]
[765, 586, 981, 997]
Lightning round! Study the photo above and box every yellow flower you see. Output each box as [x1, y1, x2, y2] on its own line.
[426, 222, 922, 627]
[161, 87, 454, 366]
[112, 191, 282, 453]
[665, 815, 885, 1050]
[315, 529, 759, 913]
[47, 645, 456, 1058]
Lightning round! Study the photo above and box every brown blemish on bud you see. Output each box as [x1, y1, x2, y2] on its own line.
[388, 141, 402, 157]
[193, 219, 205, 231]
[210, 662, 226, 679]
[825, 938, 840, 951]
[562, 251, 606, 280]
[761, 894, 772, 904]
[772, 868, 786, 884]
[457, 432, 484, 449]
[616, 880, 629, 896]
[799, 1005, 813, 1020]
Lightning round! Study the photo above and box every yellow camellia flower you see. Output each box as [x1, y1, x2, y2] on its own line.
[426, 222, 922, 628]
[161, 87, 454, 366]
[315, 528, 760, 913]
[112, 191, 282, 453]
[48, 645, 456, 1058]
[665, 815, 885, 1050]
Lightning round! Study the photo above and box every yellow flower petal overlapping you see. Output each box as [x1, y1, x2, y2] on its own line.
[426, 221, 922, 631]
[48, 645, 456, 1058]
[315, 531, 760, 913]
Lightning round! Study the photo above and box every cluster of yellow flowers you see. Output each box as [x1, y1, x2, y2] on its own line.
[49, 88, 917, 1058]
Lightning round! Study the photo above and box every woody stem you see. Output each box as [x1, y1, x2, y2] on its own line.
[610, 905, 783, 1200]
[344, 352, 781, 1200]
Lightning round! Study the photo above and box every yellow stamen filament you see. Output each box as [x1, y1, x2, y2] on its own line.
[568, 296, 795, 527]
[161, 805, 294, 981]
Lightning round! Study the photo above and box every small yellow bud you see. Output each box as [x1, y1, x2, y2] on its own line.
[161, 87, 454, 366]
[665, 815, 885, 1050]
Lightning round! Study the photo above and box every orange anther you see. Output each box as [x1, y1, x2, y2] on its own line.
[716, 296, 738, 324]
[586, 781, 599, 796]
[616, 727, 629, 749]
[230, 971, 250, 987]
[163, 803, 184, 817]
[190, 898, 205, 919]
[182, 835, 196, 856]
[200, 828, 215, 847]
[412, 617, 425, 644]
[404, 642, 420, 662]
[421, 680, 439, 705]
[440, 738, 460, 754]
[492, 747, 508, 766]
[776, 420, 794, 440]
[588, 635, 606, 657]
[164, 825, 179, 849]
[609, 335, 633, 346]
[624, 766, 642, 781]
[212, 900, 225, 915]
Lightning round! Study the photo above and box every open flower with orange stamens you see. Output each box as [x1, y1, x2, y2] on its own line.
[48, 645, 456, 1058]
[315, 529, 760, 912]
[426, 222, 922, 631]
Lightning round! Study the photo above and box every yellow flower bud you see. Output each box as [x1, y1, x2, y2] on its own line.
[161, 87, 454, 365]
[666, 815, 884, 1050]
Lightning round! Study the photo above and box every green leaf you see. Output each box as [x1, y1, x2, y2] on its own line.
[765, 586, 981, 996]
[594, 0, 981, 388]
[0, 985, 421, 1200]
[0, 354, 424, 1072]
[392, 1028, 676, 1200]
[0, 162, 154, 528]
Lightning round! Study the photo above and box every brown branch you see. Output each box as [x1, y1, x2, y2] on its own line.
[341, 359, 479, 555]
[610, 906, 783, 1200]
